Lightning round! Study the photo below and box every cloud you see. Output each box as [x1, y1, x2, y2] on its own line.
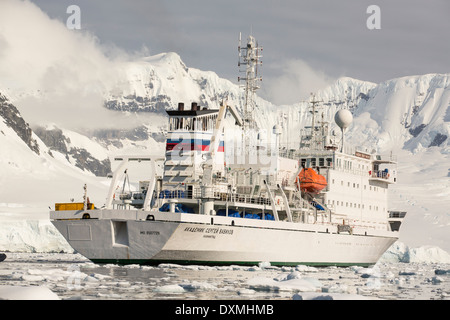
[0, 0, 136, 130]
[261, 58, 336, 105]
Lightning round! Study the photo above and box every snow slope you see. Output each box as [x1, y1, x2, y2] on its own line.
[0, 93, 110, 222]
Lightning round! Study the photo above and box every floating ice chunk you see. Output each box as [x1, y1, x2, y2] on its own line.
[435, 269, 450, 275]
[354, 266, 383, 280]
[91, 273, 111, 280]
[247, 277, 279, 291]
[180, 281, 218, 291]
[24, 268, 85, 282]
[140, 265, 154, 270]
[158, 263, 183, 269]
[285, 271, 303, 280]
[428, 276, 444, 285]
[238, 288, 256, 296]
[0, 285, 60, 300]
[231, 265, 247, 271]
[215, 266, 234, 271]
[83, 275, 100, 283]
[96, 292, 122, 299]
[258, 261, 271, 269]
[293, 292, 377, 300]
[409, 246, 450, 263]
[21, 274, 45, 282]
[381, 242, 450, 263]
[281, 266, 295, 272]
[300, 277, 322, 288]
[275, 271, 315, 281]
[247, 276, 322, 292]
[295, 265, 318, 272]
[322, 284, 349, 294]
[81, 262, 97, 269]
[247, 266, 261, 272]
[182, 265, 200, 271]
[154, 284, 186, 293]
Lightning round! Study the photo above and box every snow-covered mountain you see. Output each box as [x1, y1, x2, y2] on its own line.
[105, 53, 240, 113]
[103, 52, 277, 131]
[347, 74, 450, 154]
[103, 53, 449, 156]
[1, 52, 449, 254]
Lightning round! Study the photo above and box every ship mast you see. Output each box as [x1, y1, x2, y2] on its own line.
[238, 32, 263, 132]
[308, 94, 324, 150]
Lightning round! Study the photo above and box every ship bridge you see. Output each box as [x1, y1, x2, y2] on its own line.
[164, 103, 225, 187]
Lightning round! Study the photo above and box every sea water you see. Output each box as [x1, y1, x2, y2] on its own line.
[0, 252, 449, 300]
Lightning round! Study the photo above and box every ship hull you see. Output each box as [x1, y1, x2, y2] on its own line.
[51, 210, 397, 267]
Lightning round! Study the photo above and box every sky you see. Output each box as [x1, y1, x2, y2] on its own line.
[1, 0, 449, 111]
[28, 0, 450, 81]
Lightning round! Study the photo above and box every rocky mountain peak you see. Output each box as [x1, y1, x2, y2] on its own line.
[0, 93, 40, 155]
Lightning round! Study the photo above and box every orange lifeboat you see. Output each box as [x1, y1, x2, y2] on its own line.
[297, 168, 327, 194]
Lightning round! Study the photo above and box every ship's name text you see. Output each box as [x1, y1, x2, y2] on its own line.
[140, 231, 160, 235]
[184, 227, 233, 235]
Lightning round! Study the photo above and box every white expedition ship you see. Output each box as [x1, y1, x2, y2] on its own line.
[50, 35, 405, 267]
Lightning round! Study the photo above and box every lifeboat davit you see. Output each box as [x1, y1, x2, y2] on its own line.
[297, 168, 327, 194]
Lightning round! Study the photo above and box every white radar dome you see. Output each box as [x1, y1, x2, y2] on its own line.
[334, 109, 353, 130]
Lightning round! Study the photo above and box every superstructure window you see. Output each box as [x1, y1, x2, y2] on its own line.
[327, 158, 332, 167]
[301, 159, 307, 168]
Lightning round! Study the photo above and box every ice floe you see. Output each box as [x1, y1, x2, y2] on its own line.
[0, 252, 448, 300]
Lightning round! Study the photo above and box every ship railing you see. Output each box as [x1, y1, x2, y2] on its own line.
[157, 188, 272, 206]
[218, 193, 272, 206]
[370, 170, 392, 180]
[374, 154, 397, 163]
[114, 191, 147, 202]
